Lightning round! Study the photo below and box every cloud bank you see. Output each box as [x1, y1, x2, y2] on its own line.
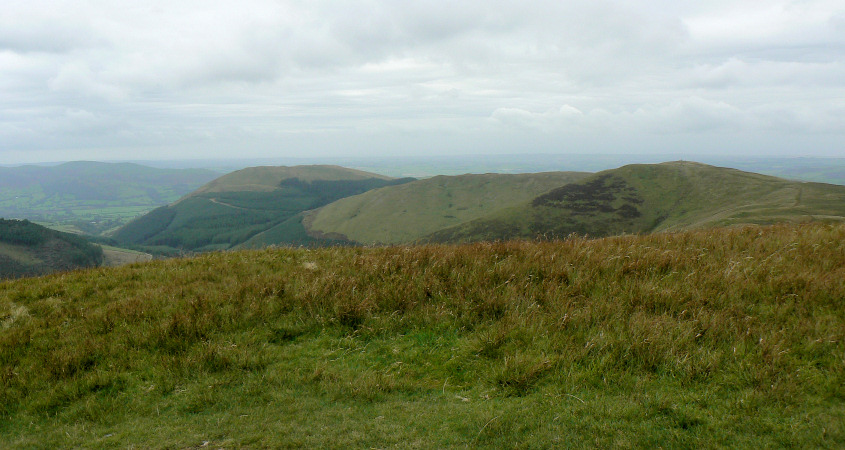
[1, 0, 843, 163]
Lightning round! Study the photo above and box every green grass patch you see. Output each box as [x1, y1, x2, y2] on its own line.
[308, 171, 589, 244]
[1, 223, 843, 447]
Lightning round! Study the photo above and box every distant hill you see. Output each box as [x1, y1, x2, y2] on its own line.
[304, 154, 845, 184]
[0, 161, 219, 234]
[108, 161, 845, 250]
[425, 161, 845, 243]
[708, 157, 845, 186]
[0, 219, 103, 279]
[193, 165, 393, 194]
[305, 171, 590, 245]
[112, 165, 413, 252]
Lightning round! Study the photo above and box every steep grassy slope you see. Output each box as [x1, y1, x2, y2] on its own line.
[112, 165, 411, 252]
[0, 161, 218, 235]
[0, 219, 103, 279]
[1, 223, 843, 447]
[238, 212, 345, 249]
[306, 171, 589, 244]
[426, 161, 845, 243]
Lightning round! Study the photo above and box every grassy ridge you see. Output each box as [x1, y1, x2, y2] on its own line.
[427, 162, 845, 243]
[1, 223, 843, 447]
[307, 171, 589, 244]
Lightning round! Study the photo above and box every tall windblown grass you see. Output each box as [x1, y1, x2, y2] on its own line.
[0, 223, 843, 447]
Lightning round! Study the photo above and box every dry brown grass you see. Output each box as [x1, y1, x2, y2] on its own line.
[0, 222, 843, 447]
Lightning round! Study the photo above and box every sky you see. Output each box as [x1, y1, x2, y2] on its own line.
[1, 0, 843, 164]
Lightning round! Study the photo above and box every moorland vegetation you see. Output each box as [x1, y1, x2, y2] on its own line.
[1, 222, 842, 447]
[309, 161, 845, 245]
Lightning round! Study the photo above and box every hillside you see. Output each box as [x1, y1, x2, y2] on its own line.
[112, 165, 412, 252]
[305, 171, 590, 244]
[426, 161, 845, 243]
[0, 219, 103, 279]
[0, 161, 219, 235]
[1, 223, 842, 447]
[193, 164, 393, 194]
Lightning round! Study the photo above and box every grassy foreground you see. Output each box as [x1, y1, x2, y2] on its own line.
[1, 223, 843, 448]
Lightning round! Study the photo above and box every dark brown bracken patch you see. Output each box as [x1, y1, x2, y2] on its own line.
[532, 175, 643, 219]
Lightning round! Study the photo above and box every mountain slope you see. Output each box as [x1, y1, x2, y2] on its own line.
[425, 161, 845, 243]
[112, 165, 412, 252]
[0, 161, 219, 234]
[305, 171, 590, 245]
[0, 219, 103, 279]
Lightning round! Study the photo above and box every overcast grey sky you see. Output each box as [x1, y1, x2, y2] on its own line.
[1, 0, 843, 164]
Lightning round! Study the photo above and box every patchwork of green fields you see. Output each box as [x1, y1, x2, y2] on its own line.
[0, 162, 218, 235]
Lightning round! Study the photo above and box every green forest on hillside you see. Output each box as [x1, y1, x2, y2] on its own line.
[113, 176, 413, 252]
[0, 219, 103, 279]
[1, 223, 842, 447]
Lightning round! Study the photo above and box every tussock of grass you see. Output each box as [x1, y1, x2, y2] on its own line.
[1, 223, 844, 447]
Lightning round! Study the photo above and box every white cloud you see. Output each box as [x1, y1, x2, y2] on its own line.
[684, 1, 842, 50]
[691, 58, 845, 88]
[0, 0, 843, 163]
[492, 98, 747, 134]
[631, 97, 746, 133]
[48, 63, 127, 101]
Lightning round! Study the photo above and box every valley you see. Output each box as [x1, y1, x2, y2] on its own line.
[1, 159, 844, 446]
[0, 162, 219, 235]
[3, 159, 844, 279]
[6, 2, 844, 446]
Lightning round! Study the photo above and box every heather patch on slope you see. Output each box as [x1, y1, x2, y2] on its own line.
[306, 171, 589, 244]
[426, 161, 845, 243]
[1, 223, 843, 447]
